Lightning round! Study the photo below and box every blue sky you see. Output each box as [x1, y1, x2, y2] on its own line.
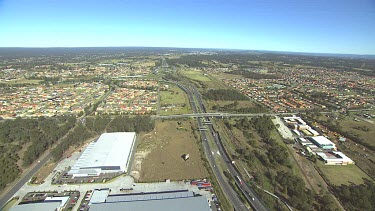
[0, 0, 374, 54]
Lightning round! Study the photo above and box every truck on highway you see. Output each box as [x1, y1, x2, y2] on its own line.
[236, 176, 243, 185]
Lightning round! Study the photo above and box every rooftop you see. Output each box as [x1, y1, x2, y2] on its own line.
[310, 136, 335, 146]
[70, 132, 136, 173]
[9, 202, 60, 211]
[89, 196, 210, 211]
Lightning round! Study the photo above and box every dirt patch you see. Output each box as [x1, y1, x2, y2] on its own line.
[138, 120, 208, 182]
[130, 150, 150, 180]
[32, 161, 56, 184]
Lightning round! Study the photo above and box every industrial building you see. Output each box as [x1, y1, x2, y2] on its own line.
[316, 151, 354, 165]
[68, 132, 136, 177]
[9, 196, 69, 211]
[308, 136, 336, 150]
[9, 202, 61, 211]
[88, 190, 211, 211]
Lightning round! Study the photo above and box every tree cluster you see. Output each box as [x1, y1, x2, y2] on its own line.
[276, 171, 315, 210]
[203, 89, 248, 101]
[333, 179, 375, 211]
[226, 70, 279, 79]
[107, 116, 155, 133]
[51, 124, 92, 161]
[85, 116, 111, 134]
[0, 116, 75, 189]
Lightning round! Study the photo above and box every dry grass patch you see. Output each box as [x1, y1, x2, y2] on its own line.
[138, 120, 208, 181]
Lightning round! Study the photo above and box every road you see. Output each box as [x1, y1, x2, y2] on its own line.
[188, 85, 268, 211]
[153, 112, 297, 119]
[0, 88, 112, 208]
[0, 152, 52, 207]
[175, 82, 249, 211]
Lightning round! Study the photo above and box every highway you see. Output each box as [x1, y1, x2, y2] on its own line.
[176, 82, 249, 211]
[188, 85, 268, 211]
[153, 112, 297, 119]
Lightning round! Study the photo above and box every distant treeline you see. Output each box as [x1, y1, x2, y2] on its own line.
[166, 52, 375, 72]
[226, 70, 279, 79]
[203, 89, 248, 101]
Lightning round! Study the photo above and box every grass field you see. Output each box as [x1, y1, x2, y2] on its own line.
[160, 85, 186, 105]
[317, 161, 371, 186]
[138, 120, 208, 181]
[5, 79, 42, 84]
[340, 118, 375, 147]
[159, 84, 190, 115]
[182, 70, 211, 82]
[206, 100, 258, 112]
[159, 106, 191, 115]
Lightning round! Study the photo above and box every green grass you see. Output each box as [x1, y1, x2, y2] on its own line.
[159, 106, 191, 115]
[317, 161, 371, 185]
[1, 198, 18, 211]
[159, 84, 190, 115]
[182, 70, 211, 82]
[160, 86, 186, 105]
[6, 79, 42, 84]
[340, 118, 375, 147]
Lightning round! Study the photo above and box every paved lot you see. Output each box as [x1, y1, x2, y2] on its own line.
[273, 116, 294, 140]
[10, 143, 213, 210]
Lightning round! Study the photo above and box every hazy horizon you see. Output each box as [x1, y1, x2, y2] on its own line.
[0, 0, 374, 54]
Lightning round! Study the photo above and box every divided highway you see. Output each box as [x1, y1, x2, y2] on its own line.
[175, 81, 268, 211]
[189, 85, 268, 211]
[176, 82, 249, 211]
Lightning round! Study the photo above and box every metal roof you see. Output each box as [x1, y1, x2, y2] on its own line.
[69, 132, 136, 173]
[89, 196, 210, 211]
[310, 136, 335, 146]
[106, 191, 194, 203]
[90, 189, 110, 205]
[9, 202, 60, 211]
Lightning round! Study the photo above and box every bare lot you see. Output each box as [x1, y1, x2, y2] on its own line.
[137, 120, 208, 182]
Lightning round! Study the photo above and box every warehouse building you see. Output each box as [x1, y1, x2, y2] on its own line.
[68, 132, 136, 177]
[308, 136, 336, 150]
[316, 151, 354, 165]
[9, 202, 61, 211]
[88, 190, 211, 211]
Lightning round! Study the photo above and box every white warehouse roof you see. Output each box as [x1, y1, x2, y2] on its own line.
[69, 132, 136, 175]
[310, 136, 334, 146]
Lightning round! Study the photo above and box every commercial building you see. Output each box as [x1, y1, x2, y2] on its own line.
[88, 190, 211, 211]
[68, 132, 136, 177]
[89, 189, 110, 205]
[308, 136, 336, 150]
[316, 151, 354, 165]
[9, 202, 61, 211]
